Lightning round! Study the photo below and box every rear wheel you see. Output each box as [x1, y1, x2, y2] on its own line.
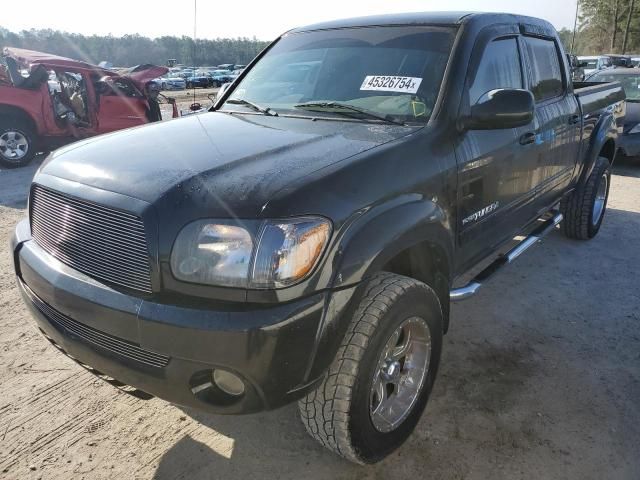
[560, 156, 611, 239]
[299, 273, 443, 464]
[0, 120, 37, 168]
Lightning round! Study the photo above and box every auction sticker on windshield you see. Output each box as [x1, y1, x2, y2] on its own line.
[360, 76, 423, 94]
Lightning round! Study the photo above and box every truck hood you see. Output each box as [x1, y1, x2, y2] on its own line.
[40, 112, 415, 217]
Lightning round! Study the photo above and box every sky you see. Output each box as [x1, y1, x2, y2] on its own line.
[2, 0, 579, 40]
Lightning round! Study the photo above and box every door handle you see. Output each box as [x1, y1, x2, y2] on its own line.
[568, 114, 580, 125]
[519, 132, 536, 145]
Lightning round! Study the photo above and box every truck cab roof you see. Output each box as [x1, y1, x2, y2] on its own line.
[289, 11, 556, 34]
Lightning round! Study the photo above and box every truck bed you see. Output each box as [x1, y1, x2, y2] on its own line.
[574, 81, 626, 113]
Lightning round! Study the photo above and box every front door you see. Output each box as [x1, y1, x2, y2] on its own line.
[455, 32, 540, 270]
[96, 78, 149, 134]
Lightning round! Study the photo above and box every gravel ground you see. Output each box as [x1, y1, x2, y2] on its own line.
[0, 155, 638, 480]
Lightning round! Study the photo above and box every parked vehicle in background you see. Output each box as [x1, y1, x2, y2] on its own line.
[12, 12, 624, 464]
[208, 69, 234, 87]
[587, 68, 640, 158]
[578, 55, 613, 77]
[233, 64, 247, 71]
[154, 74, 186, 91]
[0, 48, 174, 168]
[177, 69, 194, 79]
[606, 54, 634, 68]
[217, 63, 234, 70]
[185, 73, 213, 88]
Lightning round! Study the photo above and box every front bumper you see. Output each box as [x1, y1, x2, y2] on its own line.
[618, 132, 640, 157]
[12, 219, 357, 414]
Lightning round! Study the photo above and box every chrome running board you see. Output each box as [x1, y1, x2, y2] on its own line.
[450, 211, 563, 302]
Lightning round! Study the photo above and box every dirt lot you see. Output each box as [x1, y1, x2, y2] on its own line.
[159, 87, 219, 118]
[0, 155, 639, 480]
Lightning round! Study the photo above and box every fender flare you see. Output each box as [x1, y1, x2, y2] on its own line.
[303, 195, 454, 383]
[331, 194, 454, 289]
[578, 112, 618, 185]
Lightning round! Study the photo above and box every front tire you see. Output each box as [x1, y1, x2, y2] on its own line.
[560, 156, 611, 240]
[299, 273, 443, 464]
[0, 120, 37, 168]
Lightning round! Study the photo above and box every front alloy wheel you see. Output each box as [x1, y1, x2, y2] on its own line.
[299, 272, 443, 464]
[370, 317, 431, 433]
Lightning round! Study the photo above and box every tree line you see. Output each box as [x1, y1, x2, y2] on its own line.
[0, 26, 271, 67]
[2, 2, 640, 66]
[558, 0, 639, 55]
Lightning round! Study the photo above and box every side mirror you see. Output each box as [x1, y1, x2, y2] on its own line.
[463, 88, 535, 130]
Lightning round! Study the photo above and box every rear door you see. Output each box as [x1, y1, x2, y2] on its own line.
[455, 27, 540, 269]
[520, 34, 581, 210]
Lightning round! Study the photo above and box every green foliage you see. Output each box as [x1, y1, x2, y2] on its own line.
[576, 0, 639, 54]
[0, 27, 271, 67]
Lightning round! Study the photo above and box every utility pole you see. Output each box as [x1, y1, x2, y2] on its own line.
[622, 0, 636, 54]
[571, 0, 580, 54]
[612, 0, 620, 51]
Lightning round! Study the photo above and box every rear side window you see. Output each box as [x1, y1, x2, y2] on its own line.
[523, 37, 564, 101]
[469, 38, 523, 105]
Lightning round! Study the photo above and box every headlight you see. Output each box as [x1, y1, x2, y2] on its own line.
[629, 123, 640, 134]
[170, 217, 331, 289]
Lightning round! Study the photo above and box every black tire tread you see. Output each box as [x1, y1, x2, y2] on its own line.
[560, 156, 610, 240]
[298, 272, 440, 464]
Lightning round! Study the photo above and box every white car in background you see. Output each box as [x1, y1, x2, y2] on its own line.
[154, 74, 186, 91]
[578, 55, 613, 77]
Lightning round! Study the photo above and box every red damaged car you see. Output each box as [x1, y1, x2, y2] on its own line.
[0, 48, 175, 168]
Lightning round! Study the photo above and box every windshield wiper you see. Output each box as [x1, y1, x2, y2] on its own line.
[294, 102, 406, 126]
[226, 98, 277, 116]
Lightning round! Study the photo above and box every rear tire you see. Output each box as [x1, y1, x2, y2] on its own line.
[0, 120, 37, 168]
[298, 272, 443, 464]
[560, 156, 611, 240]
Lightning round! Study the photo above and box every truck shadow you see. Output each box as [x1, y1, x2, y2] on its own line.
[613, 156, 640, 178]
[152, 404, 362, 479]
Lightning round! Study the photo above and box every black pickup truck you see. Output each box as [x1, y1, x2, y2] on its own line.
[11, 12, 625, 464]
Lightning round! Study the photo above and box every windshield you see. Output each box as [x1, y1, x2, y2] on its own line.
[221, 26, 455, 124]
[590, 72, 640, 101]
[583, 60, 598, 68]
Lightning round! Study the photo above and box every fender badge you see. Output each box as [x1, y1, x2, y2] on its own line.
[462, 202, 500, 225]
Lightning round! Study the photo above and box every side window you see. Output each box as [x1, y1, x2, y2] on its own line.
[523, 37, 564, 102]
[469, 37, 523, 105]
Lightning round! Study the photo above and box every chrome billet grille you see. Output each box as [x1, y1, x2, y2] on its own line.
[26, 284, 170, 368]
[30, 185, 152, 293]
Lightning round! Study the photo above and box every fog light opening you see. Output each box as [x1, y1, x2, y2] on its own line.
[212, 369, 245, 396]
